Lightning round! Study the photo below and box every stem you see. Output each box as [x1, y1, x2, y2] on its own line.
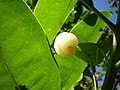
[80, 1, 120, 89]
[102, 33, 119, 90]
[102, 35, 117, 90]
[110, 35, 117, 63]
[81, 0, 116, 33]
[92, 74, 97, 90]
[88, 55, 98, 90]
[91, 66, 97, 90]
[102, 64, 117, 90]
[0, 48, 20, 90]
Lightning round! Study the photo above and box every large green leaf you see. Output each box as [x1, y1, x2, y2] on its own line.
[0, 0, 60, 90]
[55, 55, 86, 90]
[34, 0, 78, 44]
[71, 11, 112, 43]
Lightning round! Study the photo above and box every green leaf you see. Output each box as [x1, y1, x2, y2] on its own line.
[83, 13, 98, 26]
[71, 11, 112, 43]
[34, 0, 78, 44]
[0, 0, 60, 90]
[71, 11, 112, 65]
[76, 43, 104, 65]
[55, 55, 86, 90]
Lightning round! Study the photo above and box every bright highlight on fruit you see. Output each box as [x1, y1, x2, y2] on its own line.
[54, 32, 78, 57]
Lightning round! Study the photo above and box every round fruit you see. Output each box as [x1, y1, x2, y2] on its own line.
[54, 32, 78, 57]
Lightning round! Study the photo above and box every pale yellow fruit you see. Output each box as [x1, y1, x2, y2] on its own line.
[54, 32, 78, 57]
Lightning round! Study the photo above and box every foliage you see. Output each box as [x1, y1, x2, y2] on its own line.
[0, 0, 120, 90]
[108, 0, 119, 13]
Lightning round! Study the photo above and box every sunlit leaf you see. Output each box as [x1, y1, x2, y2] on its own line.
[0, 0, 60, 90]
[55, 55, 86, 90]
[71, 11, 112, 43]
[34, 0, 78, 44]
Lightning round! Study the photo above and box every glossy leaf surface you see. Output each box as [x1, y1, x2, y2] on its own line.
[34, 0, 78, 44]
[55, 55, 86, 90]
[0, 0, 60, 90]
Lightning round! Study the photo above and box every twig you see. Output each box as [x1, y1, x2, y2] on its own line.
[88, 55, 98, 90]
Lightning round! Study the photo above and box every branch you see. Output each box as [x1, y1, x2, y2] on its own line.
[102, 35, 117, 90]
[80, 0, 120, 90]
[81, 0, 117, 33]
[102, 64, 117, 90]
